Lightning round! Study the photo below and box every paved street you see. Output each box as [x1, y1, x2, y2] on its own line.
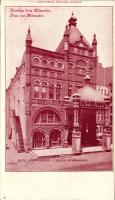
[6, 151, 112, 172]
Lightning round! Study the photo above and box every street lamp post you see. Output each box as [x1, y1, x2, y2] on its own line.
[72, 91, 81, 155]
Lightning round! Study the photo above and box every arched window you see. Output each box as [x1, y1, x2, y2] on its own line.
[49, 61, 55, 68]
[34, 110, 61, 124]
[49, 83, 54, 99]
[42, 59, 47, 66]
[33, 81, 40, 98]
[56, 84, 61, 100]
[33, 57, 40, 65]
[89, 66, 93, 73]
[76, 60, 86, 67]
[49, 130, 61, 147]
[42, 82, 47, 99]
[57, 62, 63, 69]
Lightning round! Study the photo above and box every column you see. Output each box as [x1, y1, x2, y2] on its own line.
[63, 109, 69, 147]
[45, 134, 50, 148]
[72, 102, 81, 155]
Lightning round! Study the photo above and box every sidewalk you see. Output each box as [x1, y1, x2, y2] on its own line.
[31, 146, 104, 159]
[6, 140, 112, 163]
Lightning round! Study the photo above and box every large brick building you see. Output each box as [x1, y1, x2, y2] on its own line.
[6, 13, 106, 152]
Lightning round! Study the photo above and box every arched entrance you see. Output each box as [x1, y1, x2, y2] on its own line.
[49, 129, 62, 147]
[32, 130, 46, 148]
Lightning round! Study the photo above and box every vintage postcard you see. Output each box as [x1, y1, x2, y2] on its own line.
[0, 1, 114, 200]
[3, 4, 113, 172]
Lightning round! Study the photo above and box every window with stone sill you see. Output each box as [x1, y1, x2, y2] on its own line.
[68, 85, 72, 97]
[42, 82, 47, 99]
[57, 72, 62, 79]
[56, 84, 61, 100]
[42, 70, 47, 77]
[50, 71, 55, 78]
[49, 83, 54, 100]
[34, 68, 39, 73]
[33, 81, 40, 98]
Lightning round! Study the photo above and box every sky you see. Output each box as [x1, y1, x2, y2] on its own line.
[5, 6, 113, 87]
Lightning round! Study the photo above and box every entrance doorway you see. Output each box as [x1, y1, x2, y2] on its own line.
[79, 109, 96, 146]
[33, 130, 46, 148]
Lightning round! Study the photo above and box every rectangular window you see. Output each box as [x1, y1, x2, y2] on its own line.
[98, 116, 100, 120]
[101, 89, 103, 94]
[89, 51, 93, 57]
[42, 92, 46, 99]
[56, 94, 60, 100]
[68, 88, 72, 97]
[77, 48, 80, 54]
[48, 112, 54, 123]
[49, 87, 54, 99]
[42, 87, 46, 99]
[41, 112, 47, 123]
[56, 88, 61, 100]
[34, 86, 39, 98]
[35, 69, 39, 73]
[82, 49, 85, 55]
[57, 72, 61, 79]
[50, 71, 55, 78]
[104, 90, 106, 95]
[42, 70, 47, 77]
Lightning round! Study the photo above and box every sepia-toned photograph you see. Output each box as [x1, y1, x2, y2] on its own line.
[5, 6, 113, 172]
